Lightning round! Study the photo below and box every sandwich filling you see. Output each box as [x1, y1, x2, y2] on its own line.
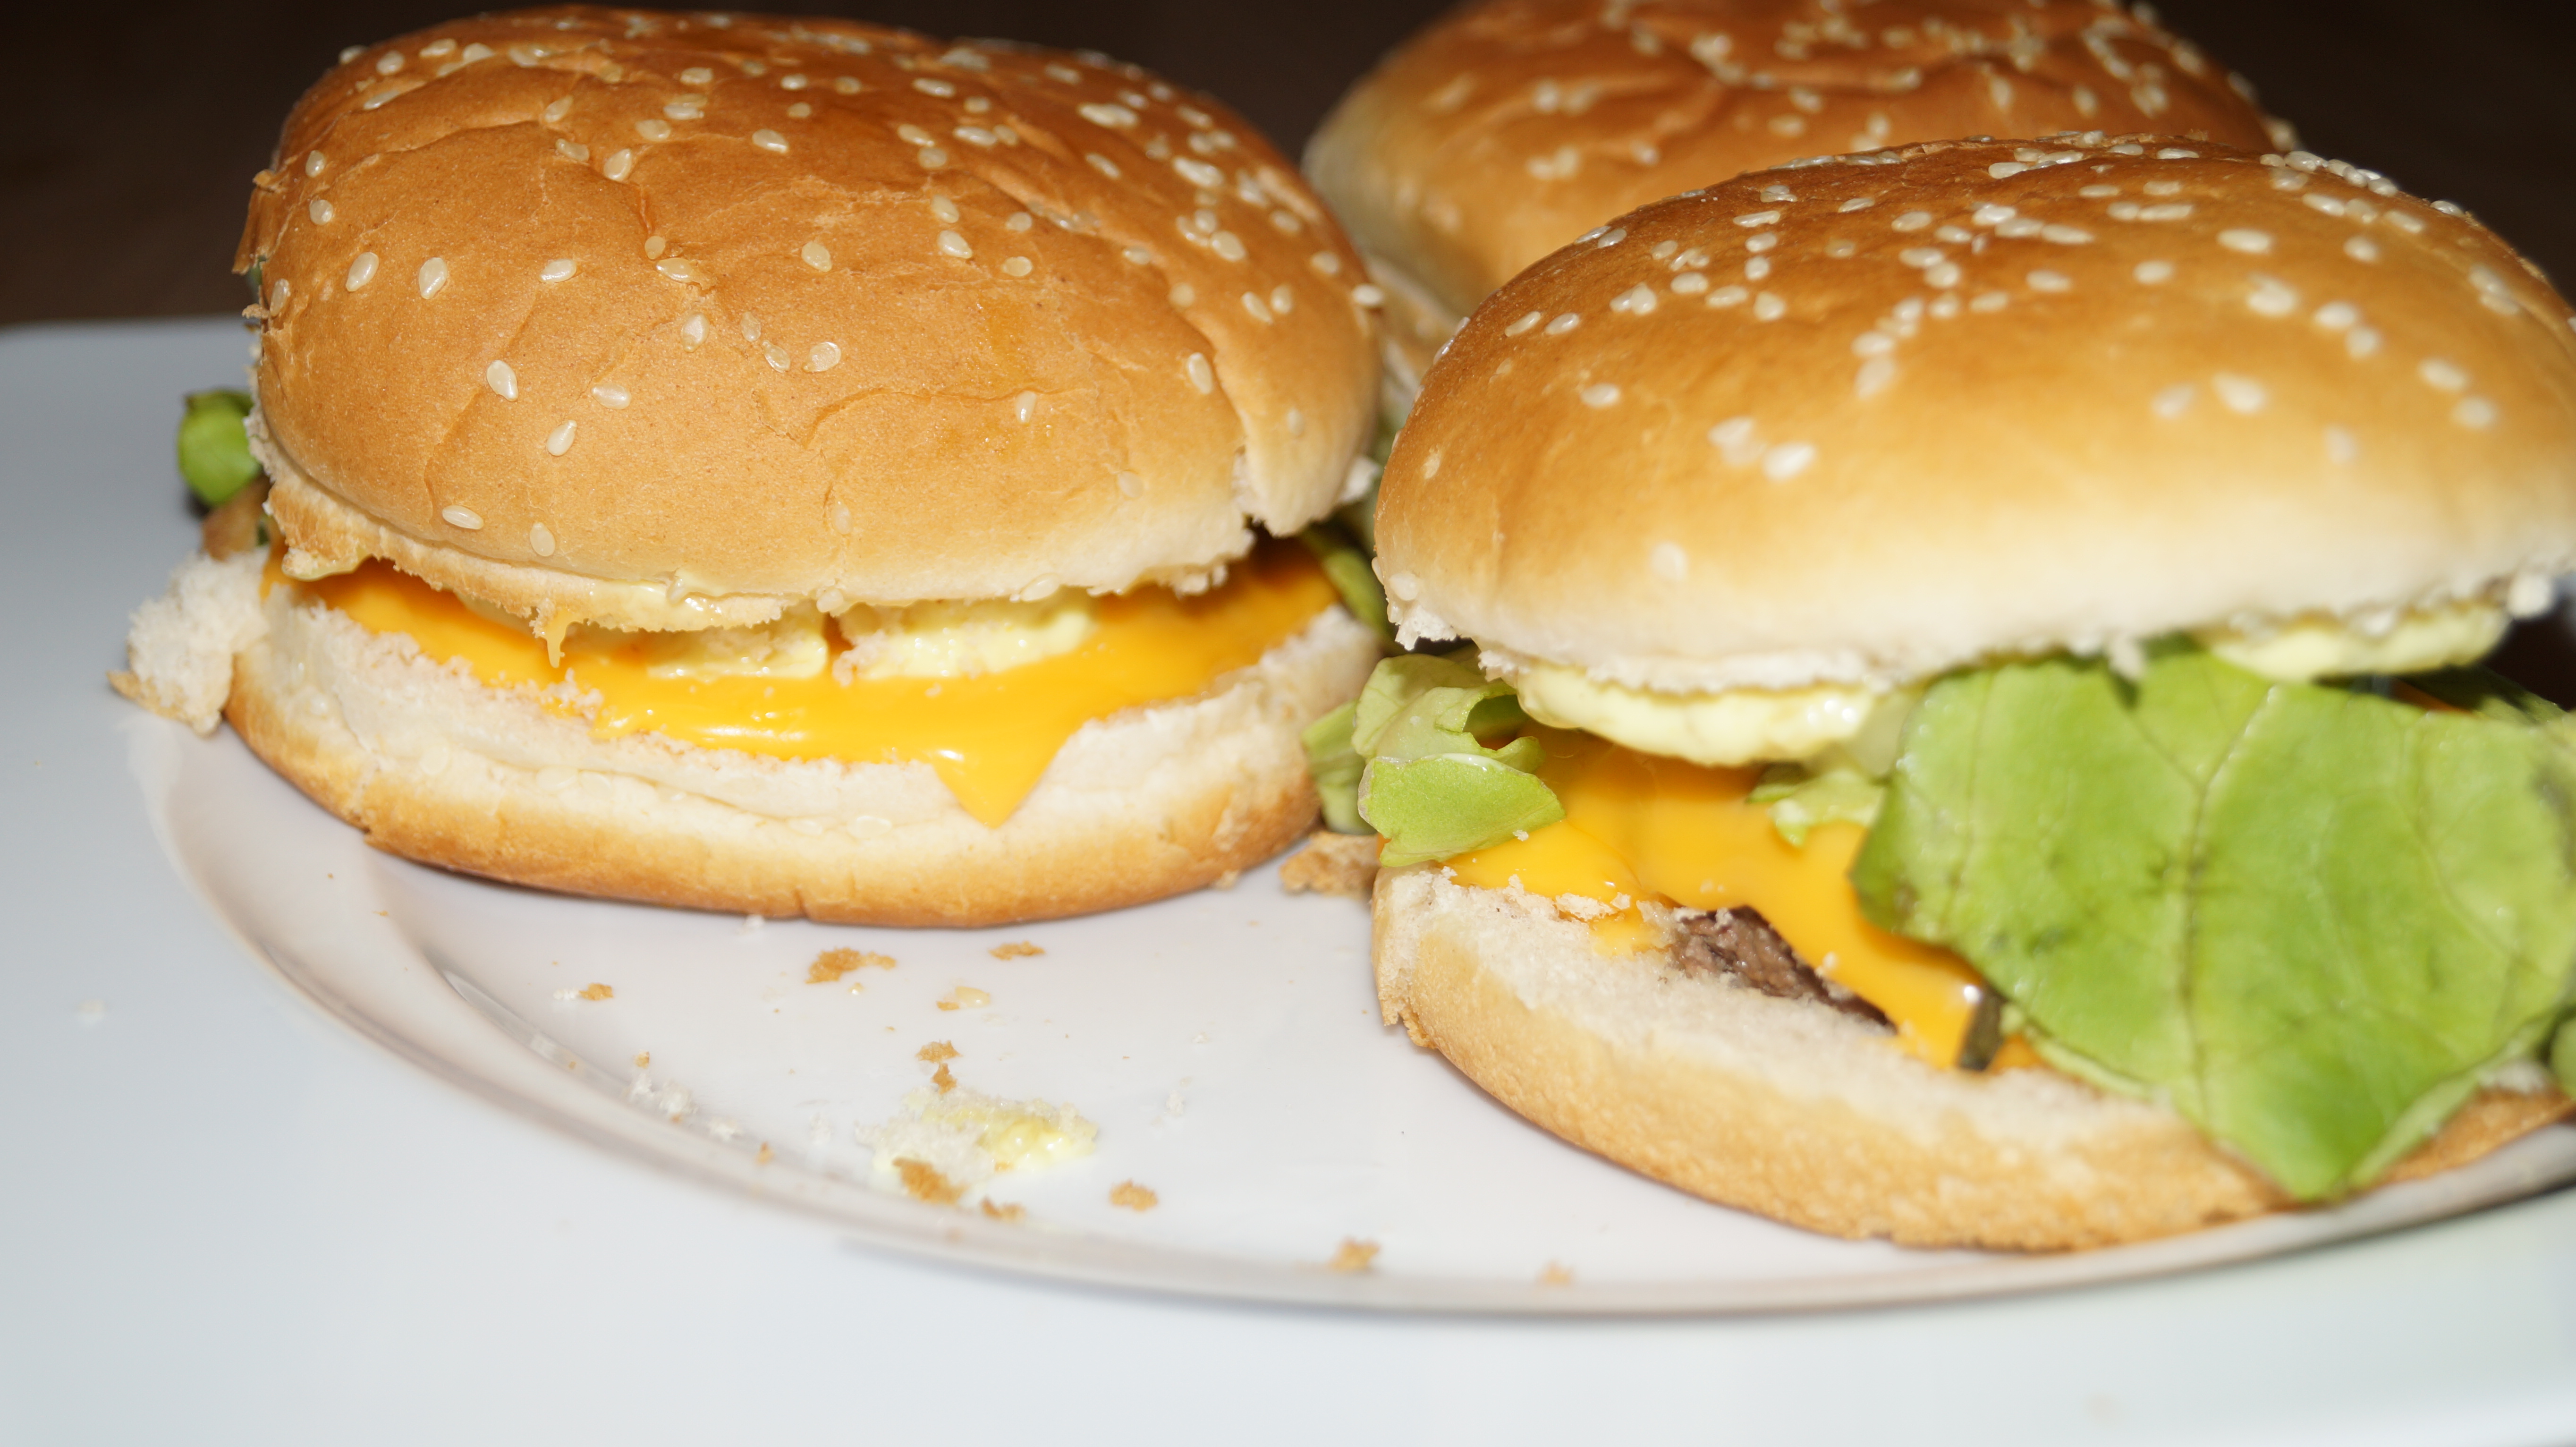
[278, 540, 1340, 826]
[1315, 645, 2576, 1201]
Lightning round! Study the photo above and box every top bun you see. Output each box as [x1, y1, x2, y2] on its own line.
[241, 7, 1379, 633]
[1308, 0, 2287, 335]
[1375, 136, 2576, 693]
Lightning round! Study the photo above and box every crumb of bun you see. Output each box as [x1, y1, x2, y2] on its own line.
[809, 948, 896, 983]
[1110, 1181, 1160, 1212]
[1281, 830, 1382, 899]
[989, 941, 1044, 960]
[1326, 1238, 1380, 1273]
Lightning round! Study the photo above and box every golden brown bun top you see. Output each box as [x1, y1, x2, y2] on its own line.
[241, 7, 1379, 630]
[1307, 0, 2287, 317]
[1375, 137, 2576, 691]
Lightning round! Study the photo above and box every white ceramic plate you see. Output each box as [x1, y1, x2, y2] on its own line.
[132, 707, 2576, 1315]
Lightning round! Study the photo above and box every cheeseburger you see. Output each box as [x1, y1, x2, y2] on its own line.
[115, 7, 1388, 926]
[1320, 135, 2576, 1248]
[1307, 0, 2289, 402]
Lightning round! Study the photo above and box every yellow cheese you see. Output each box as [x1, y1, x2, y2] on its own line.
[1445, 729, 1987, 1068]
[292, 543, 1337, 827]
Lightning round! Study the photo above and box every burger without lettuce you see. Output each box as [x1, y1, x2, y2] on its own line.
[116, 7, 1389, 926]
[1316, 135, 2576, 1248]
[1306, 0, 2290, 405]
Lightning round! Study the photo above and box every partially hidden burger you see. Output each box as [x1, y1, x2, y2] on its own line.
[1306, 0, 2290, 404]
[115, 7, 1388, 926]
[1315, 135, 2576, 1248]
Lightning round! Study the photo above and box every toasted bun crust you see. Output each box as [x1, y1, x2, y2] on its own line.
[241, 7, 1379, 630]
[1308, 0, 2284, 321]
[1376, 137, 2576, 692]
[226, 578, 1379, 926]
[1373, 868, 2575, 1249]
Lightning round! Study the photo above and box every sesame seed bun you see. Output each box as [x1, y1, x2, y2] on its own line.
[1376, 136, 2576, 693]
[240, 7, 1380, 634]
[1306, 0, 2288, 386]
[1373, 866, 2573, 1250]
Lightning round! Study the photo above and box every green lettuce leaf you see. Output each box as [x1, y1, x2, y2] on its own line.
[1853, 644, 2576, 1200]
[2556, 1018, 2576, 1098]
[1350, 654, 1563, 867]
[1303, 701, 1367, 834]
[1296, 524, 1393, 644]
[178, 390, 261, 507]
[1749, 765, 1886, 847]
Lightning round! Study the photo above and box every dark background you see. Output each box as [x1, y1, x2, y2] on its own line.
[12, 0, 2575, 690]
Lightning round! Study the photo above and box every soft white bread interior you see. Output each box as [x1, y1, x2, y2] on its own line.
[1376, 136, 2576, 693]
[242, 8, 1381, 631]
[121, 552, 1379, 925]
[1307, 0, 2285, 321]
[1373, 866, 2575, 1250]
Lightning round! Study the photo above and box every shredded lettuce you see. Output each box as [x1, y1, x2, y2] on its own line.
[1303, 701, 1368, 834]
[1296, 524, 1392, 644]
[1749, 765, 1885, 846]
[1348, 654, 1563, 867]
[178, 390, 261, 507]
[1853, 644, 2576, 1199]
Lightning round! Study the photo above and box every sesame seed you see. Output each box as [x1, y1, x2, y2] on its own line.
[540, 258, 577, 283]
[1989, 162, 2028, 179]
[376, 51, 404, 76]
[485, 360, 517, 399]
[780, 72, 808, 90]
[1746, 232, 1779, 255]
[2135, 260, 2175, 284]
[2303, 193, 2348, 218]
[2042, 225, 2094, 245]
[2248, 277, 2298, 317]
[2108, 202, 2143, 221]
[417, 257, 449, 298]
[2152, 384, 2195, 418]
[1753, 292, 1787, 321]
[1171, 283, 1198, 308]
[2455, 397, 2499, 429]
[1085, 153, 1119, 178]
[1839, 197, 1878, 213]
[2218, 229, 2272, 255]
[1186, 353, 1214, 393]
[1855, 357, 1897, 397]
[1013, 391, 1037, 423]
[1610, 283, 1659, 315]
[2157, 148, 2199, 160]
[2345, 236, 2381, 263]
[2313, 301, 2360, 330]
[2027, 270, 2071, 293]
[2076, 185, 2117, 199]
[644, 236, 667, 259]
[2419, 358, 2469, 392]
[1579, 382, 1621, 408]
[421, 39, 455, 59]
[801, 240, 831, 272]
[2213, 374, 2267, 413]
[2322, 426, 2359, 465]
[305, 151, 327, 177]
[655, 258, 701, 282]
[664, 97, 705, 122]
[2141, 204, 2194, 222]
[442, 505, 483, 529]
[591, 384, 628, 408]
[937, 231, 972, 259]
[808, 342, 841, 372]
[1707, 285, 1750, 309]
[677, 314, 705, 348]
[546, 420, 576, 455]
[1734, 211, 1782, 228]
[898, 123, 934, 146]
[2347, 327, 2381, 359]
[346, 252, 379, 289]
[1116, 471, 1144, 498]
[788, 102, 812, 119]
[1545, 313, 1582, 335]
[1079, 102, 1137, 128]
[740, 313, 762, 341]
[1595, 228, 1629, 248]
[1671, 273, 1711, 296]
[918, 147, 949, 169]
[763, 342, 791, 371]
[954, 126, 997, 148]
[1763, 442, 1816, 480]
[1973, 204, 2016, 227]
[1271, 284, 1296, 315]
[915, 77, 957, 99]
[1002, 256, 1032, 278]
[1745, 257, 1772, 281]
[557, 139, 591, 162]
[1241, 291, 1273, 322]
[1970, 291, 2009, 313]
[834, 77, 860, 95]
[1650, 543, 1687, 581]
[1505, 311, 1543, 337]
[603, 149, 635, 181]
[679, 66, 713, 86]
[529, 523, 556, 556]
[636, 119, 672, 141]
[751, 129, 788, 154]
[461, 43, 492, 64]
[544, 97, 572, 123]
[1853, 332, 1896, 358]
[309, 198, 335, 225]
[1892, 211, 1932, 232]
[1899, 246, 1945, 269]
[1207, 231, 1246, 263]
[2386, 211, 2426, 235]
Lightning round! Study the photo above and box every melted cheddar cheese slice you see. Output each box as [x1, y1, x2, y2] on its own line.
[292, 543, 1338, 827]
[1444, 730, 1989, 1068]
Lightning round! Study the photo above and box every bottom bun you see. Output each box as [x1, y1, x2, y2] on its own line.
[226, 573, 1378, 926]
[1372, 867, 2572, 1251]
